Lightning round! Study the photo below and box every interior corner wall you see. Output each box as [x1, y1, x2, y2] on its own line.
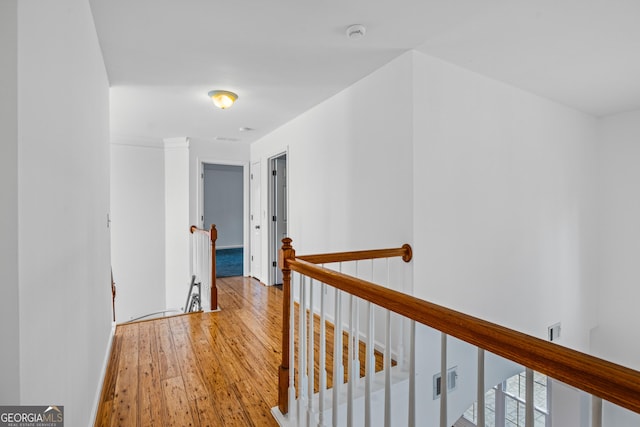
[411, 51, 598, 351]
[592, 110, 640, 371]
[17, 0, 112, 425]
[110, 139, 166, 322]
[0, 0, 20, 404]
[250, 52, 414, 285]
[110, 135, 249, 319]
[164, 138, 191, 311]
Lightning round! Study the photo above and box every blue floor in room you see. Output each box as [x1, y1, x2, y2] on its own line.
[216, 248, 243, 277]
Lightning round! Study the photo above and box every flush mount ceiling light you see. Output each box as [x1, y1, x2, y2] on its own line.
[208, 90, 238, 109]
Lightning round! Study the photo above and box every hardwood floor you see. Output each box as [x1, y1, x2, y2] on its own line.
[95, 276, 390, 427]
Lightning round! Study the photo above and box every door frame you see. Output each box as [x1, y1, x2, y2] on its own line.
[268, 152, 288, 285]
[196, 157, 250, 276]
[250, 161, 262, 280]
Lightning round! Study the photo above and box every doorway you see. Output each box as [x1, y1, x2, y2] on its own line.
[269, 153, 287, 285]
[202, 163, 244, 277]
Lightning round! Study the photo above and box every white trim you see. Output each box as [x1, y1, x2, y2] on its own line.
[216, 244, 244, 250]
[89, 322, 116, 427]
[110, 134, 165, 149]
[249, 160, 263, 281]
[163, 136, 190, 149]
[268, 150, 288, 286]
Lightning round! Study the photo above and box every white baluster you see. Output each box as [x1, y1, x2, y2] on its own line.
[353, 262, 360, 384]
[383, 258, 392, 427]
[332, 286, 343, 427]
[393, 258, 406, 371]
[200, 234, 203, 285]
[198, 236, 203, 308]
[525, 368, 534, 427]
[308, 279, 315, 426]
[365, 301, 374, 427]
[204, 236, 211, 310]
[363, 260, 375, 427]
[200, 235, 205, 282]
[347, 294, 355, 427]
[477, 348, 485, 427]
[298, 276, 308, 426]
[408, 320, 415, 427]
[384, 309, 391, 427]
[190, 232, 195, 278]
[440, 333, 447, 427]
[288, 272, 297, 421]
[591, 396, 602, 427]
[318, 281, 327, 427]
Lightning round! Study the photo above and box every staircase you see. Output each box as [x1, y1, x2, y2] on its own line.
[273, 239, 640, 427]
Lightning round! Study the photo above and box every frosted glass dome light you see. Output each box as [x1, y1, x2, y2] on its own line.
[208, 90, 238, 109]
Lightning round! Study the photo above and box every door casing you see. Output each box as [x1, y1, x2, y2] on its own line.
[268, 153, 287, 285]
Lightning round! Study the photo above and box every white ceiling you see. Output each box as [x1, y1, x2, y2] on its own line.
[90, 0, 640, 144]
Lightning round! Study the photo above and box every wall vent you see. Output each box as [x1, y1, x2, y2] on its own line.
[433, 366, 458, 399]
[548, 323, 561, 342]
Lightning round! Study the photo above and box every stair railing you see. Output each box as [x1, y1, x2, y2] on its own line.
[276, 238, 640, 427]
[189, 224, 218, 311]
[278, 238, 413, 425]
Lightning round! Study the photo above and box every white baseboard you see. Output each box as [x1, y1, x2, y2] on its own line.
[216, 245, 243, 250]
[89, 322, 116, 427]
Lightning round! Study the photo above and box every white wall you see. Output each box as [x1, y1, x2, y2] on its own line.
[250, 51, 584, 421]
[109, 133, 249, 315]
[164, 138, 191, 311]
[110, 137, 166, 321]
[17, 1, 112, 425]
[412, 52, 598, 351]
[0, 0, 20, 404]
[250, 48, 615, 422]
[251, 52, 415, 284]
[250, 53, 415, 382]
[592, 110, 640, 370]
[256, 49, 601, 421]
[245, 36, 640, 423]
[250, 55, 417, 414]
[203, 164, 244, 248]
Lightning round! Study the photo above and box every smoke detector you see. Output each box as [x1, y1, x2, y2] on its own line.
[346, 24, 366, 40]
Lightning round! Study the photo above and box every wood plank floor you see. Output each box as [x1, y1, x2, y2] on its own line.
[95, 276, 390, 427]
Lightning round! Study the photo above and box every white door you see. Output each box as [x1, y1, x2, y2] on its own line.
[250, 161, 262, 280]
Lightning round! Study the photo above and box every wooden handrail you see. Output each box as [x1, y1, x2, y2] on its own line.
[190, 224, 218, 310]
[278, 238, 640, 416]
[298, 244, 412, 264]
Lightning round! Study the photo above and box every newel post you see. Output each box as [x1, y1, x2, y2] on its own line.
[278, 237, 295, 414]
[210, 224, 218, 310]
